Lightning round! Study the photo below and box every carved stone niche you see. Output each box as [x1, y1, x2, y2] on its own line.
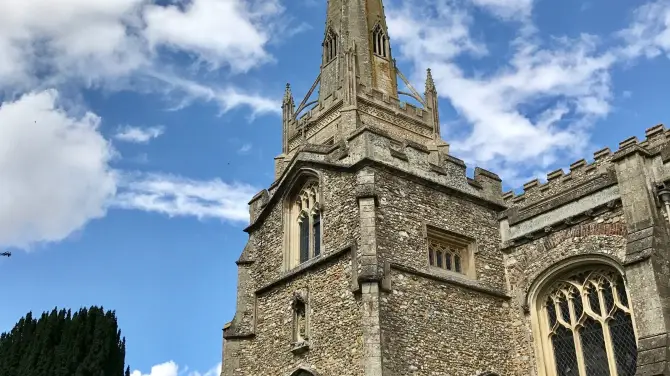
[291, 290, 310, 355]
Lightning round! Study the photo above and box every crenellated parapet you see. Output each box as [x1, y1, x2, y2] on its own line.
[357, 83, 431, 126]
[500, 123, 670, 251]
[503, 124, 668, 208]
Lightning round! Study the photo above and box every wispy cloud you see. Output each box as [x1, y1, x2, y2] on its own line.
[238, 143, 253, 154]
[114, 172, 257, 222]
[617, 0, 670, 60]
[0, 0, 291, 115]
[386, 0, 670, 187]
[114, 125, 165, 143]
[148, 71, 281, 118]
[467, 0, 534, 20]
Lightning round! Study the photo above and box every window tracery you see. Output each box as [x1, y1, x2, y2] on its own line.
[286, 179, 322, 269]
[372, 24, 388, 58]
[538, 267, 637, 376]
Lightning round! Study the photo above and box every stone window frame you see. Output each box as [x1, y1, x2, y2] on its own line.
[371, 23, 388, 58]
[424, 224, 476, 279]
[323, 28, 338, 65]
[283, 171, 324, 271]
[527, 256, 638, 376]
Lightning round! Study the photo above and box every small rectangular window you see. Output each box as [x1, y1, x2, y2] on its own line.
[426, 226, 474, 277]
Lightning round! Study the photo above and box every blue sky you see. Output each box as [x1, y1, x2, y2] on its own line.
[0, 0, 669, 375]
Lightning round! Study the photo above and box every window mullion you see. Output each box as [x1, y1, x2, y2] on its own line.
[598, 288, 619, 376]
[570, 294, 588, 376]
[543, 303, 559, 376]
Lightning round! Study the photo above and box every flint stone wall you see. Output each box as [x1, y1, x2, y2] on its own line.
[503, 207, 627, 375]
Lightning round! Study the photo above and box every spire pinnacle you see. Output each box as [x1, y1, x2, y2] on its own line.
[425, 68, 436, 93]
[283, 83, 293, 104]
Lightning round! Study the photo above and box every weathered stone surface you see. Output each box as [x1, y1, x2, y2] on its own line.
[223, 0, 670, 375]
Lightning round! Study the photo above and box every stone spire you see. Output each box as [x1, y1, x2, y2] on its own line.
[318, 0, 398, 102]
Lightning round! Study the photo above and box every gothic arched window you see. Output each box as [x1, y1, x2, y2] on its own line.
[372, 24, 388, 58]
[287, 179, 322, 268]
[323, 29, 338, 63]
[537, 267, 637, 376]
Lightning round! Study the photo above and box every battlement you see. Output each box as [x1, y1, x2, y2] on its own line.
[337, 125, 505, 206]
[358, 83, 430, 126]
[503, 123, 667, 206]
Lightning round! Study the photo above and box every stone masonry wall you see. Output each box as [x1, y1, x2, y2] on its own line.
[381, 269, 514, 376]
[226, 165, 364, 376]
[373, 166, 514, 375]
[503, 207, 627, 375]
[375, 168, 506, 290]
[249, 168, 360, 288]
[238, 255, 364, 376]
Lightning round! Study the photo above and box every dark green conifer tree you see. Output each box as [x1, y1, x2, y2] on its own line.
[0, 306, 130, 376]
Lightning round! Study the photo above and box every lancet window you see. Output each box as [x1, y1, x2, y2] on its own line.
[538, 267, 637, 376]
[372, 24, 388, 58]
[323, 29, 338, 63]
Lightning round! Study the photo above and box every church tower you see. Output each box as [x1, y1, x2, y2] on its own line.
[223, 0, 512, 375]
[221, 0, 655, 375]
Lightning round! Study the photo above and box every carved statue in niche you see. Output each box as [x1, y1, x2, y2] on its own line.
[292, 290, 309, 345]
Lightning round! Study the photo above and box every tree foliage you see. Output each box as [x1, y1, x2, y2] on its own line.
[0, 306, 131, 376]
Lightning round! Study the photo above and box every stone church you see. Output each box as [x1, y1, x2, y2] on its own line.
[221, 0, 669, 375]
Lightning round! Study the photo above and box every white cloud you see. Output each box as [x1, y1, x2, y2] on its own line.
[618, 0, 670, 60]
[114, 172, 257, 222]
[0, 90, 116, 248]
[188, 362, 222, 376]
[385, 0, 653, 186]
[0, 0, 286, 113]
[143, 0, 282, 72]
[0, 0, 147, 90]
[467, 0, 534, 20]
[130, 361, 178, 376]
[0, 90, 256, 249]
[114, 125, 165, 143]
[148, 71, 281, 117]
[130, 361, 221, 376]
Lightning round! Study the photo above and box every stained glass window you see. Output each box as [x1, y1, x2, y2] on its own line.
[541, 268, 637, 376]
